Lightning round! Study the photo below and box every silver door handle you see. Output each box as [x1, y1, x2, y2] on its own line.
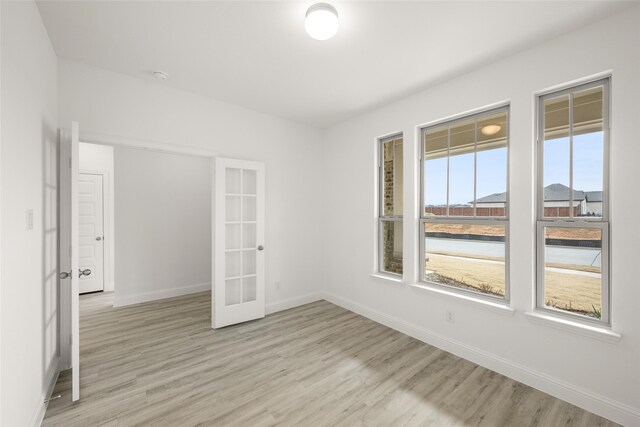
[79, 268, 92, 277]
[258, 245, 264, 251]
[59, 271, 71, 280]
[96, 236, 102, 241]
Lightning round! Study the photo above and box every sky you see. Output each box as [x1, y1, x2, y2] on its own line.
[424, 131, 604, 206]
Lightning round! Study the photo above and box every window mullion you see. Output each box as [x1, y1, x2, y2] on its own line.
[445, 124, 451, 217]
[569, 92, 574, 219]
[473, 118, 478, 217]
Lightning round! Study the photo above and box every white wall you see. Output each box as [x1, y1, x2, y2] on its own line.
[113, 147, 211, 306]
[0, 2, 59, 426]
[58, 59, 325, 311]
[322, 7, 640, 426]
[79, 142, 115, 291]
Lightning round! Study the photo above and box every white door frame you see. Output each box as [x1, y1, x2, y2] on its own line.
[79, 169, 114, 292]
[78, 131, 219, 158]
[59, 130, 257, 368]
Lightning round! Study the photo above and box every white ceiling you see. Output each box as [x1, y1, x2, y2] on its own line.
[37, 1, 636, 128]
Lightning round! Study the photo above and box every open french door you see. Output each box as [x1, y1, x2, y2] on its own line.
[213, 158, 265, 328]
[59, 121, 87, 401]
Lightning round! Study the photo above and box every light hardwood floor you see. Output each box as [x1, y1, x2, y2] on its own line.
[43, 292, 616, 426]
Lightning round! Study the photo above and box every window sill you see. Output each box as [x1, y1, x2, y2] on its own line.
[369, 273, 404, 285]
[408, 283, 515, 317]
[524, 311, 621, 344]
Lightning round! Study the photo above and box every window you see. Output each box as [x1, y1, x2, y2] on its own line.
[536, 78, 610, 324]
[420, 107, 509, 299]
[378, 135, 403, 276]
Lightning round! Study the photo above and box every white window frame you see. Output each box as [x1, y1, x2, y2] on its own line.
[377, 134, 403, 277]
[419, 105, 510, 302]
[535, 77, 611, 325]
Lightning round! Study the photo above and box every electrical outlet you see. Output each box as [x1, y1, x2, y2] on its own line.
[275, 281, 281, 290]
[26, 209, 34, 230]
[446, 310, 455, 323]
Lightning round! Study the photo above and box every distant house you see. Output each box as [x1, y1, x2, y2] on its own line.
[585, 191, 603, 215]
[474, 183, 603, 217]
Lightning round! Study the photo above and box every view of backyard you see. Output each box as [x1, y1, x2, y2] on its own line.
[424, 223, 603, 318]
[381, 98, 605, 320]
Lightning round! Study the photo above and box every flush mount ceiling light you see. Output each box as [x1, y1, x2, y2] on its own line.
[481, 124, 502, 136]
[152, 70, 169, 80]
[305, 3, 339, 40]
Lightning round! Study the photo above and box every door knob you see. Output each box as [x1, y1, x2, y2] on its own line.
[79, 268, 92, 277]
[96, 236, 102, 241]
[258, 245, 264, 251]
[59, 271, 71, 280]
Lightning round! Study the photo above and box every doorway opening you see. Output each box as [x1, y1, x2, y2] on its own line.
[58, 126, 266, 403]
[77, 141, 214, 304]
[78, 142, 115, 295]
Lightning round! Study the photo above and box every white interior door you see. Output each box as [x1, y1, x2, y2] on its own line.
[79, 173, 105, 294]
[213, 158, 265, 328]
[59, 121, 84, 401]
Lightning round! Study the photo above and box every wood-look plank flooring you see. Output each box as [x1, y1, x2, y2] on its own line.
[43, 292, 616, 426]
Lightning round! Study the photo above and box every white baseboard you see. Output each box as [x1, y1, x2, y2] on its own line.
[266, 292, 323, 314]
[29, 357, 60, 427]
[114, 282, 211, 307]
[322, 291, 640, 427]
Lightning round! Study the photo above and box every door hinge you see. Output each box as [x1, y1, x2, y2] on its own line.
[69, 157, 72, 168]
[45, 394, 61, 403]
[44, 394, 62, 403]
[69, 334, 73, 345]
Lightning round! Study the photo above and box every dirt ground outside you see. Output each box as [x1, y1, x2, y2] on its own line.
[426, 253, 601, 317]
[425, 223, 601, 240]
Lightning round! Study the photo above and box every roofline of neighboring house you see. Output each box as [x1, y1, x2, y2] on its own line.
[474, 185, 602, 204]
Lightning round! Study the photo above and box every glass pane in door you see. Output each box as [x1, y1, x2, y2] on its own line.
[242, 250, 256, 275]
[225, 168, 241, 194]
[226, 196, 241, 222]
[242, 276, 257, 302]
[226, 224, 241, 250]
[243, 223, 256, 248]
[243, 196, 256, 221]
[225, 279, 241, 305]
[225, 252, 240, 278]
[243, 169, 257, 195]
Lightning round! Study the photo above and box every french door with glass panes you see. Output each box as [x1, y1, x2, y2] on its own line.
[213, 158, 265, 328]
